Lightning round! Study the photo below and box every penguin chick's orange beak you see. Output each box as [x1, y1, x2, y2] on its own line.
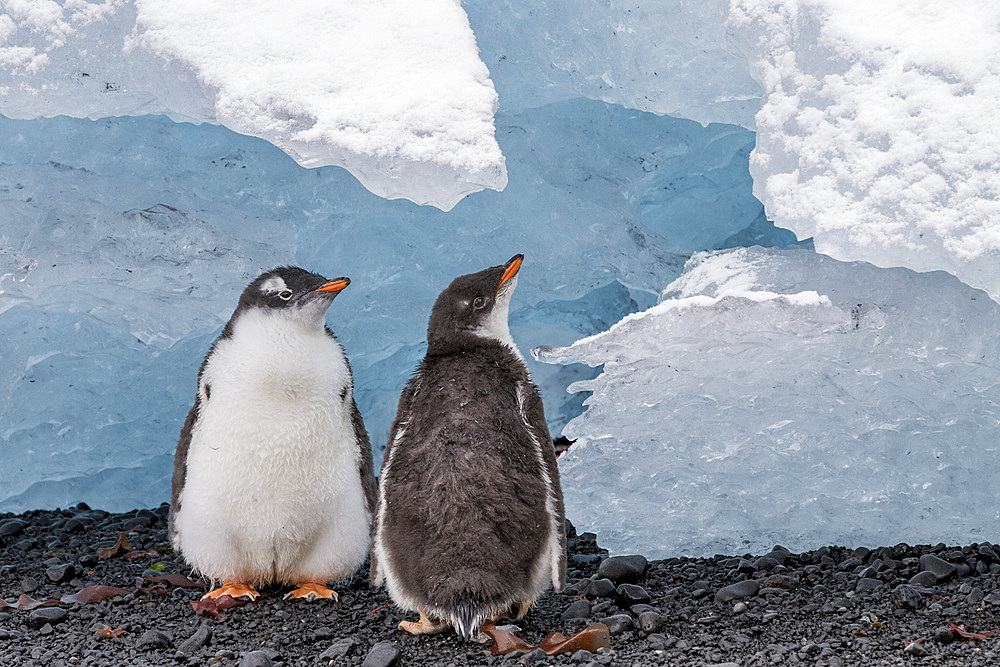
[496, 254, 523, 294]
[314, 278, 351, 293]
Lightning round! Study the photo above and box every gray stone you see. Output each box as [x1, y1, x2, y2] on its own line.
[319, 638, 356, 661]
[239, 652, 273, 667]
[933, 627, 955, 644]
[638, 611, 665, 633]
[919, 554, 957, 581]
[715, 580, 759, 603]
[561, 599, 591, 620]
[570, 649, 593, 663]
[603, 614, 634, 635]
[137, 629, 173, 650]
[597, 555, 648, 584]
[361, 641, 400, 667]
[892, 584, 922, 610]
[855, 578, 884, 593]
[909, 571, 938, 587]
[904, 641, 929, 657]
[177, 624, 212, 656]
[19, 576, 39, 594]
[968, 587, 985, 604]
[519, 648, 547, 665]
[62, 518, 84, 533]
[0, 521, 24, 538]
[45, 563, 75, 584]
[27, 608, 67, 629]
[764, 574, 796, 590]
[568, 578, 616, 599]
[615, 583, 650, 606]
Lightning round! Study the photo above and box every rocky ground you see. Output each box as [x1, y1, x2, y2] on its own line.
[2, 505, 1000, 666]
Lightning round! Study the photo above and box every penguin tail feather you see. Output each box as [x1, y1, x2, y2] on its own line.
[450, 599, 486, 642]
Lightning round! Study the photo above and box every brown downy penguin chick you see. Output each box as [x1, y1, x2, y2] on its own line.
[169, 266, 376, 602]
[371, 254, 567, 640]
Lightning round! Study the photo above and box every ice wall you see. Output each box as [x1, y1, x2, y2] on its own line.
[537, 247, 1000, 557]
[728, 0, 1000, 299]
[0, 0, 506, 210]
[0, 101, 791, 512]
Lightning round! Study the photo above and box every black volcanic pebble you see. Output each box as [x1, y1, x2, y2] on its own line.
[27, 608, 67, 629]
[361, 641, 401, 667]
[597, 555, 648, 583]
[0, 520, 24, 538]
[638, 610, 665, 633]
[177, 623, 212, 656]
[603, 614, 634, 635]
[568, 578, 616, 599]
[561, 599, 591, 620]
[892, 584, 923, 609]
[137, 629, 173, 650]
[319, 638, 357, 661]
[615, 583, 651, 606]
[910, 571, 938, 587]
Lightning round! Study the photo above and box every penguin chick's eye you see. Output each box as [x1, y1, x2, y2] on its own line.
[278, 290, 293, 301]
[472, 297, 487, 310]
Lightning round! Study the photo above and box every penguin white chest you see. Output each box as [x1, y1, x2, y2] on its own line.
[177, 309, 369, 582]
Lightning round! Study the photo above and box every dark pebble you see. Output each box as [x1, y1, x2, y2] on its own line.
[904, 641, 929, 657]
[62, 518, 84, 533]
[919, 554, 957, 581]
[561, 599, 592, 620]
[239, 651, 273, 667]
[855, 578, 884, 593]
[78, 554, 98, 568]
[361, 641, 400, 667]
[568, 578, 616, 599]
[597, 555, 648, 584]
[45, 562, 75, 584]
[137, 629, 173, 650]
[603, 614, 634, 635]
[715, 580, 759, 603]
[177, 623, 212, 656]
[755, 556, 779, 571]
[27, 607, 68, 629]
[19, 576, 39, 593]
[0, 520, 24, 538]
[570, 649, 593, 663]
[615, 583, 651, 606]
[764, 574, 796, 590]
[519, 647, 547, 664]
[933, 627, 955, 644]
[909, 571, 938, 587]
[978, 546, 999, 564]
[319, 638, 357, 661]
[892, 584, 922, 610]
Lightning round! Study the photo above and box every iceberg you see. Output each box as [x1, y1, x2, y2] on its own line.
[536, 247, 1000, 557]
[0, 0, 506, 210]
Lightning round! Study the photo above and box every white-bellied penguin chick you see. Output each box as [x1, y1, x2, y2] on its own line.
[169, 266, 376, 602]
[371, 254, 567, 640]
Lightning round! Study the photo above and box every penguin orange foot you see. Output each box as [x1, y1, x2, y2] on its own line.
[283, 582, 338, 601]
[202, 581, 260, 600]
[399, 612, 449, 635]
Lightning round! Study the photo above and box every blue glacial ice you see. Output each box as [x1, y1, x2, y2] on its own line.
[0, 99, 792, 512]
[536, 247, 1000, 557]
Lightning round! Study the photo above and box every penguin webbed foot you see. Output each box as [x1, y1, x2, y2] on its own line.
[202, 581, 261, 601]
[283, 582, 338, 601]
[398, 611, 450, 635]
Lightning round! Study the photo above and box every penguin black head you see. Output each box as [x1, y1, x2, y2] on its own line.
[427, 254, 523, 355]
[232, 266, 350, 327]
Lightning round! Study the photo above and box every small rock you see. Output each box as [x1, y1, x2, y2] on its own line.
[904, 641, 929, 657]
[597, 555, 648, 584]
[615, 583, 651, 606]
[137, 629, 173, 650]
[361, 641, 400, 667]
[909, 571, 938, 587]
[638, 611, 665, 633]
[0, 520, 24, 538]
[19, 576, 39, 594]
[570, 649, 593, 663]
[519, 647, 547, 665]
[177, 623, 212, 656]
[319, 638, 357, 661]
[855, 578, 884, 593]
[755, 556, 779, 571]
[63, 518, 84, 533]
[978, 545, 999, 564]
[733, 602, 748, 614]
[215, 650, 237, 659]
[933, 627, 955, 644]
[78, 554, 99, 568]
[239, 652, 273, 667]
[561, 599, 591, 620]
[919, 554, 957, 581]
[736, 558, 757, 575]
[45, 563, 75, 584]
[0, 629, 21, 640]
[764, 574, 796, 590]
[27, 608, 67, 629]
[629, 604, 654, 615]
[38, 622, 53, 636]
[603, 614, 634, 636]
[968, 587, 985, 604]
[568, 578, 616, 599]
[892, 584, 922, 610]
[715, 580, 759, 603]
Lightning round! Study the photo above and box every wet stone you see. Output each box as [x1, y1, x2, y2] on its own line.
[27, 607, 67, 629]
[0, 520, 24, 538]
[62, 518, 84, 533]
[909, 571, 938, 587]
[568, 578, 616, 599]
[561, 599, 592, 620]
[638, 611, 665, 633]
[45, 563, 75, 584]
[361, 641, 400, 667]
[19, 576, 39, 593]
[319, 638, 356, 661]
[519, 647, 547, 665]
[934, 627, 955, 644]
[597, 555, 648, 584]
[855, 578, 884, 593]
[603, 614, 634, 636]
[892, 584, 922, 610]
[615, 583, 651, 606]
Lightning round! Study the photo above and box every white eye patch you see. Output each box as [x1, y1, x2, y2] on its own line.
[260, 276, 288, 294]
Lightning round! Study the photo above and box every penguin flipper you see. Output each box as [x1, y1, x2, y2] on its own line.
[168, 394, 201, 548]
[350, 397, 377, 519]
[522, 382, 568, 593]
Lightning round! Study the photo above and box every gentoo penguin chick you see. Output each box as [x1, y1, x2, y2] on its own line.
[371, 254, 566, 640]
[169, 266, 376, 602]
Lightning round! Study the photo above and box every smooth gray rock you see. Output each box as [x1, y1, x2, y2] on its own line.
[597, 555, 648, 584]
[638, 611, 665, 633]
[361, 641, 400, 667]
[603, 614, 634, 636]
[319, 638, 357, 661]
[27, 608, 67, 629]
[137, 629, 173, 650]
[920, 554, 957, 581]
[561, 599, 592, 620]
[909, 571, 938, 587]
[177, 623, 212, 656]
[715, 580, 759, 603]
[239, 652, 273, 667]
